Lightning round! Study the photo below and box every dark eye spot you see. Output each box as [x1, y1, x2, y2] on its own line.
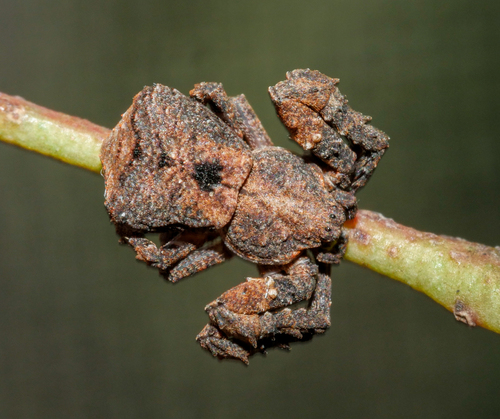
[329, 213, 336, 219]
[325, 227, 332, 232]
[193, 160, 223, 192]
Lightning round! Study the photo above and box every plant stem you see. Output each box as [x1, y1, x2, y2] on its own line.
[345, 211, 500, 334]
[1, 91, 499, 334]
[0, 92, 107, 173]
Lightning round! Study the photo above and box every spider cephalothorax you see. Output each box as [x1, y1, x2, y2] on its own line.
[100, 69, 389, 364]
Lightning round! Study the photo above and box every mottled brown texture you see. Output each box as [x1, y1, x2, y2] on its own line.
[190, 83, 273, 149]
[190, 82, 246, 139]
[197, 267, 332, 364]
[269, 69, 389, 191]
[197, 324, 252, 364]
[101, 84, 253, 231]
[100, 70, 388, 363]
[231, 94, 273, 149]
[168, 243, 228, 283]
[224, 147, 345, 264]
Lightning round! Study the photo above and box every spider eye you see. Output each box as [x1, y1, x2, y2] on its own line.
[329, 213, 336, 219]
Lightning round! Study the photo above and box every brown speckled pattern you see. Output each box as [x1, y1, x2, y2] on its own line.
[224, 147, 345, 265]
[100, 70, 389, 363]
[100, 84, 253, 231]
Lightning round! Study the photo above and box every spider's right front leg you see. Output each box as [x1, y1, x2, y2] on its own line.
[196, 257, 331, 364]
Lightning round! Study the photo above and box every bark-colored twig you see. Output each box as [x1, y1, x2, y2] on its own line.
[1, 91, 499, 334]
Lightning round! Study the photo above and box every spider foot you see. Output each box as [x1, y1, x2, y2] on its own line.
[127, 237, 195, 272]
[126, 232, 228, 282]
[196, 324, 250, 365]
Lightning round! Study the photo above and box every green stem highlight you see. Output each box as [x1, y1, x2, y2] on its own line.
[0, 92, 108, 173]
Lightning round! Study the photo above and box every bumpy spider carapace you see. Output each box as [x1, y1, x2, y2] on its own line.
[100, 69, 389, 364]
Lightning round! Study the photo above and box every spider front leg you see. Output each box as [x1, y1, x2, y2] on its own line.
[196, 257, 331, 364]
[190, 82, 273, 149]
[313, 228, 350, 264]
[269, 69, 389, 192]
[125, 229, 228, 282]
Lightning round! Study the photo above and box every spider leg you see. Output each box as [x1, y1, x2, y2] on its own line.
[196, 257, 331, 364]
[313, 228, 349, 264]
[330, 188, 357, 220]
[231, 94, 274, 149]
[168, 243, 230, 282]
[269, 69, 389, 192]
[190, 83, 273, 149]
[319, 83, 389, 191]
[125, 229, 227, 282]
[196, 324, 253, 364]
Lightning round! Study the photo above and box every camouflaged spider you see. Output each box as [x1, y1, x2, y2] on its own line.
[100, 69, 389, 364]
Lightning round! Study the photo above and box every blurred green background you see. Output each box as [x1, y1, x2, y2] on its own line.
[1, 1, 499, 418]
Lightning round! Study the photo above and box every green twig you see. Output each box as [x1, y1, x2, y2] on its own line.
[0, 92, 107, 173]
[1, 91, 499, 334]
[345, 211, 500, 334]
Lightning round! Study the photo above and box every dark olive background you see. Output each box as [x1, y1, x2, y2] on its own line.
[1, 1, 499, 418]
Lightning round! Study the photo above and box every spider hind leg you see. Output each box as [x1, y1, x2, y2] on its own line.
[125, 229, 228, 282]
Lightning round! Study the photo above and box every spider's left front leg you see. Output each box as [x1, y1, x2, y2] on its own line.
[196, 257, 331, 364]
